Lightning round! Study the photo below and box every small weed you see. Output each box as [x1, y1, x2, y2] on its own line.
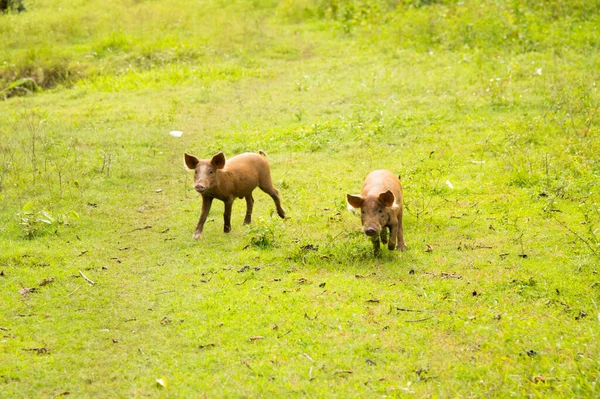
[244, 217, 282, 249]
[18, 201, 79, 238]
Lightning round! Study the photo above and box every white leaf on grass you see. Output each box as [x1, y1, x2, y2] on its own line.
[169, 131, 183, 137]
[445, 180, 454, 189]
[156, 377, 167, 388]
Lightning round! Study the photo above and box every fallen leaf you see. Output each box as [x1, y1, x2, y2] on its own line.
[39, 278, 54, 286]
[18, 287, 37, 297]
[248, 336, 264, 342]
[366, 298, 380, 303]
[532, 375, 546, 383]
[575, 311, 588, 320]
[425, 244, 434, 252]
[526, 349, 537, 357]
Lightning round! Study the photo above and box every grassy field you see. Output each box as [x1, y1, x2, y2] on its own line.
[1, 0, 599, 397]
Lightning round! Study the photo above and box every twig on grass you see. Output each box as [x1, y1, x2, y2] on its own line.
[551, 213, 598, 257]
[131, 225, 152, 232]
[78, 270, 95, 285]
[404, 316, 434, 323]
[67, 286, 81, 297]
[324, 231, 346, 248]
[334, 370, 353, 375]
[396, 307, 428, 313]
[277, 330, 292, 339]
[424, 271, 463, 279]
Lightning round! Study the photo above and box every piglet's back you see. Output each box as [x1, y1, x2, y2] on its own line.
[362, 170, 402, 200]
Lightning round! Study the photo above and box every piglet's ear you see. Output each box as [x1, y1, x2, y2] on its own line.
[378, 190, 395, 207]
[211, 152, 226, 169]
[184, 153, 200, 170]
[347, 194, 364, 209]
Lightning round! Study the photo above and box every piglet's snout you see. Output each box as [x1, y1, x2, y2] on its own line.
[194, 182, 208, 192]
[364, 225, 380, 236]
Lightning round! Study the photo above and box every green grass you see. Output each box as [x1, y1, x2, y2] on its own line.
[1, 0, 599, 397]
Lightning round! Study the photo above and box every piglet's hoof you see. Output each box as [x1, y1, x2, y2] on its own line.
[193, 232, 202, 240]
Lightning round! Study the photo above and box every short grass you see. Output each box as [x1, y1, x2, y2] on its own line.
[1, 0, 599, 397]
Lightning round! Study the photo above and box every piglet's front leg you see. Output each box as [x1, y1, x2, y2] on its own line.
[223, 197, 234, 233]
[194, 196, 214, 239]
[388, 223, 398, 251]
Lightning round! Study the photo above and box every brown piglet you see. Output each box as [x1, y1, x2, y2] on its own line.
[347, 170, 407, 256]
[184, 151, 285, 239]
